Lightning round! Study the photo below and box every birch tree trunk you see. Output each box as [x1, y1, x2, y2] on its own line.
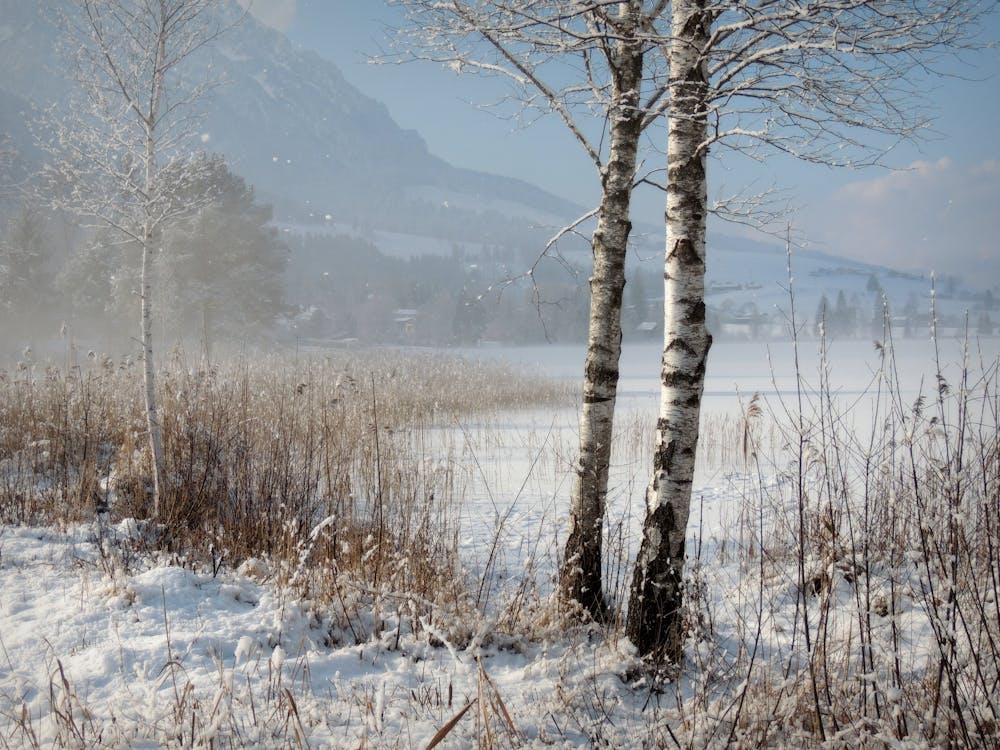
[626, 0, 711, 662]
[142, 21, 168, 520]
[141, 221, 166, 519]
[560, 1, 645, 622]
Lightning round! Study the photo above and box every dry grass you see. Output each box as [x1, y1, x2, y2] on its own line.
[0, 346, 571, 609]
[2, 330, 998, 748]
[637, 326, 1000, 748]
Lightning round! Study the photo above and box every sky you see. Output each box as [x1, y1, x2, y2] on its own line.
[244, 0, 1000, 289]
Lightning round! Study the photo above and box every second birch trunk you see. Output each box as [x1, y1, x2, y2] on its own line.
[143, 23, 168, 520]
[626, 0, 712, 662]
[140, 231, 167, 518]
[560, 1, 645, 622]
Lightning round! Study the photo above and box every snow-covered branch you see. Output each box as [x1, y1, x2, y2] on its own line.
[387, 1, 671, 171]
[698, 0, 988, 168]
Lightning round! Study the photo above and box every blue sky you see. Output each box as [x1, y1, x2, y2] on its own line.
[246, 0, 1000, 289]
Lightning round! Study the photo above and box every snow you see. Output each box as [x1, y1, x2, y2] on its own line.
[404, 185, 571, 229]
[0, 487, 953, 746]
[275, 219, 495, 261]
[1, 337, 995, 746]
[252, 71, 278, 100]
[0, 523, 654, 746]
[216, 44, 251, 64]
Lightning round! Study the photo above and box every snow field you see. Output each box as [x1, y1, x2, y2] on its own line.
[1, 336, 998, 747]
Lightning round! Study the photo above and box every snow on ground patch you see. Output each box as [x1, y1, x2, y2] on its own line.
[0, 433, 990, 746]
[0, 523, 654, 747]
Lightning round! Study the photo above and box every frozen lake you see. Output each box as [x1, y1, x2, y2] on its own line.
[438, 335, 998, 594]
[463, 335, 994, 411]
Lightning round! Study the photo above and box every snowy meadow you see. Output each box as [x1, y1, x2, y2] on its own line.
[0, 333, 998, 748]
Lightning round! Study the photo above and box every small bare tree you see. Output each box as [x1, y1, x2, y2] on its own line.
[626, 0, 986, 665]
[391, 0, 672, 622]
[44, 0, 231, 519]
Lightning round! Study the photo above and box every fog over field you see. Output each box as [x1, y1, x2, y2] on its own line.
[1, 0, 998, 358]
[1, 1, 999, 748]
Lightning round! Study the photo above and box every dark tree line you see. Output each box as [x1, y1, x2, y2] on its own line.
[284, 231, 598, 345]
[0, 153, 287, 354]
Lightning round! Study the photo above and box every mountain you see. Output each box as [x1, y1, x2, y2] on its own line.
[2, 0, 987, 336]
[0, 0, 580, 243]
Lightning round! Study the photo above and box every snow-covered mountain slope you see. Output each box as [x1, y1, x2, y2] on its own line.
[0, 0, 580, 235]
[1, 0, 989, 324]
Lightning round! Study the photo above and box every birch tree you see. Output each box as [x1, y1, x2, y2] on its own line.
[626, 0, 985, 664]
[45, 0, 230, 519]
[391, 0, 671, 622]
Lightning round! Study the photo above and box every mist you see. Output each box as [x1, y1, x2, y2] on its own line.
[2, 0, 997, 366]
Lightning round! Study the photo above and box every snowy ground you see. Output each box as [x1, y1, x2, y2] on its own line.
[0, 471, 954, 748]
[1, 336, 995, 747]
[0, 518, 665, 748]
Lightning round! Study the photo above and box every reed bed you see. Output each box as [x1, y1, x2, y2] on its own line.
[0, 347, 571, 607]
[1, 331, 998, 748]
[634, 329, 1000, 748]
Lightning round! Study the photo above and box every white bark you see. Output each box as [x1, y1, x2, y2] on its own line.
[560, 6, 644, 614]
[626, 0, 711, 663]
[625, 0, 983, 663]
[140, 236, 166, 514]
[45, 0, 230, 519]
[143, 35, 167, 515]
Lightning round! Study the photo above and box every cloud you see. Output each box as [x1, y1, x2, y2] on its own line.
[238, 0, 297, 32]
[804, 158, 1000, 289]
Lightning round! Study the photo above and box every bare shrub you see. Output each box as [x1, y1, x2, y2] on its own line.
[0, 346, 570, 632]
[678, 315, 1000, 748]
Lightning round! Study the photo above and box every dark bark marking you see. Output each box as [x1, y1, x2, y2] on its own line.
[626, 497, 688, 663]
[684, 299, 706, 325]
[663, 338, 697, 357]
[584, 359, 621, 388]
[666, 238, 704, 269]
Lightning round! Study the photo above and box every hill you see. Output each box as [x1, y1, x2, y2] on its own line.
[0, 0, 579, 244]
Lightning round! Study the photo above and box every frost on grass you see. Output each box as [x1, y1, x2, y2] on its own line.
[0, 341, 997, 747]
[0, 525, 652, 748]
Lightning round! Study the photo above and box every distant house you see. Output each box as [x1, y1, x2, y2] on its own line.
[718, 306, 785, 339]
[707, 281, 743, 295]
[392, 308, 418, 338]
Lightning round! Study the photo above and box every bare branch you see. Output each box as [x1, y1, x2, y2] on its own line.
[698, 0, 989, 168]
[387, 1, 673, 170]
